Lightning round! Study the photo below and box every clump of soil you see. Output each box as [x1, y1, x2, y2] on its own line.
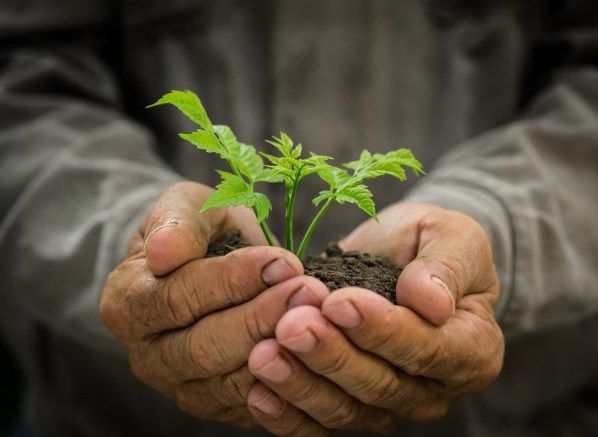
[205, 229, 251, 257]
[206, 230, 401, 304]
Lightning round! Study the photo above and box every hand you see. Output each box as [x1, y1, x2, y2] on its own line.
[246, 202, 505, 434]
[100, 181, 329, 428]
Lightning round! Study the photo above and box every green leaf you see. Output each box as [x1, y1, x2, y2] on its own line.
[200, 171, 249, 211]
[335, 184, 377, 218]
[214, 125, 265, 180]
[317, 166, 350, 188]
[213, 125, 240, 154]
[148, 90, 212, 130]
[312, 190, 334, 206]
[291, 143, 303, 159]
[384, 149, 424, 175]
[237, 143, 264, 178]
[344, 148, 424, 182]
[345, 149, 373, 171]
[200, 171, 271, 221]
[253, 192, 272, 222]
[266, 133, 295, 158]
[255, 168, 286, 183]
[179, 130, 226, 157]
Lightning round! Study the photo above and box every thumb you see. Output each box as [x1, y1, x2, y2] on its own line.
[143, 181, 224, 276]
[397, 215, 495, 326]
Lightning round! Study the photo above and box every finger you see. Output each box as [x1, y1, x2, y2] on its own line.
[275, 306, 445, 420]
[174, 366, 256, 417]
[322, 287, 504, 388]
[247, 382, 331, 437]
[249, 339, 395, 431]
[101, 244, 304, 339]
[142, 181, 223, 276]
[142, 182, 266, 276]
[397, 209, 498, 325]
[149, 276, 330, 380]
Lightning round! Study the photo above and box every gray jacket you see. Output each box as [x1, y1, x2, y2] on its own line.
[1, 1, 597, 436]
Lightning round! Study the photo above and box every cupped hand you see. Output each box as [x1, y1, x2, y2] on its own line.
[247, 202, 505, 434]
[100, 181, 330, 428]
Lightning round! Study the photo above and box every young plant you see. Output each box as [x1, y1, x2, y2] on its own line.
[148, 89, 423, 259]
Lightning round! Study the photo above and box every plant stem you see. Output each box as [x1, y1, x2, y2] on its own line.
[285, 178, 299, 252]
[259, 221, 277, 246]
[296, 197, 334, 259]
[225, 158, 277, 247]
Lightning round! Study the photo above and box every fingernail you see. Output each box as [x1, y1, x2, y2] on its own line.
[431, 276, 456, 315]
[327, 300, 362, 329]
[288, 286, 319, 309]
[254, 354, 293, 383]
[251, 391, 283, 415]
[262, 258, 298, 286]
[279, 330, 317, 353]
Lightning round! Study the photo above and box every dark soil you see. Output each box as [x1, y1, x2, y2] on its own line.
[206, 230, 401, 304]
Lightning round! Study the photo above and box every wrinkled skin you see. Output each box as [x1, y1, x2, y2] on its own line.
[100, 182, 330, 428]
[101, 182, 504, 434]
[246, 203, 505, 435]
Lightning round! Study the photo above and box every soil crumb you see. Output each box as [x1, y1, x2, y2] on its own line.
[205, 229, 251, 258]
[206, 230, 401, 303]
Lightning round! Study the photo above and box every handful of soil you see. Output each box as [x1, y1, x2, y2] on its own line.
[207, 230, 401, 304]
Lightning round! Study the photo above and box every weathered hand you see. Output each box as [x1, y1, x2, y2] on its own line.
[247, 202, 505, 434]
[100, 181, 329, 428]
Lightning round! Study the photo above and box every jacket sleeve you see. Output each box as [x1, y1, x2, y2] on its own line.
[405, 68, 598, 339]
[0, 44, 181, 354]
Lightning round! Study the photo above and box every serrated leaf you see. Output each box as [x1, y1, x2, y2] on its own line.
[237, 143, 264, 178]
[318, 166, 350, 188]
[266, 132, 300, 159]
[335, 184, 377, 218]
[385, 148, 424, 175]
[200, 171, 271, 221]
[345, 149, 373, 171]
[255, 168, 286, 183]
[213, 125, 240, 154]
[291, 143, 303, 159]
[253, 193, 272, 222]
[312, 190, 334, 206]
[148, 90, 212, 130]
[180, 130, 226, 157]
[213, 125, 265, 181]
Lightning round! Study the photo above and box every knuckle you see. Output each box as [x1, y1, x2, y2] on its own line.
[321, 397, 361, 429]
[404, 341, 443, 376]
[316, 347, 352, 376]
[213, 255, 247, 303]
[288, 377, 321, 404]
[188, 329, 225, 377]
[244, 307, 273, 346]
[99, 292, 121, 335]
[161, 276, 196, 326]
[359, 371, 400, 407]
[129, 355, 162, 387]
[100, 262, 143, 338]
[215, 369, 255, 407]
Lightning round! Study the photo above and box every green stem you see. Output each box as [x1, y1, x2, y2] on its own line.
[226, 158, 277, 247]
[259, 220, 277, 246]
[285, 178, 299, 252]
[296, 197, 334, 260]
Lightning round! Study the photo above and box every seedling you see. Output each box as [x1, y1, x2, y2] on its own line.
[148, 90, 423, 259]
